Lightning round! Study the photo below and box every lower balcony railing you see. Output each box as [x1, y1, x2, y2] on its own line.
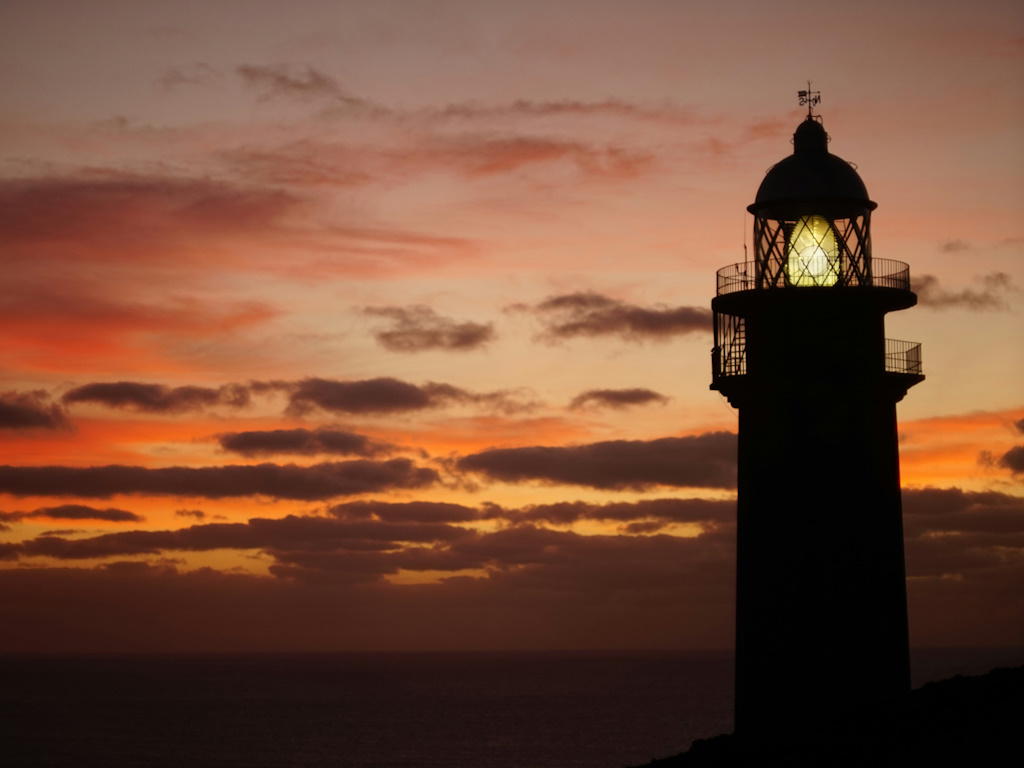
[712, 338, 924, 380]
[885, 339, 923, 375]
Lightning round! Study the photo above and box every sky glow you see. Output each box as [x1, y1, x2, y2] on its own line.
[0, 0, 1022, 652]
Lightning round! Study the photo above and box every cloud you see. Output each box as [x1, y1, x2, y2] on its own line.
[0, 533, 737, 652]
[156, 63, 220, 90]
[63, 382, 251, 414]
[236, 64, 367, 107]
[218, 428, 391, 458]
[33, 504, 143, 522]
[257, 223, 479, 280]
[280, 377, 456, 415]
[940, 239, 971, 253]
[568, 388, 669, 411]
[362, 306, 496, 353]
[0, 504, 143, 524]
[330, 497, 734, 530]
[223, 132, 652, 192]
[458, 432, 737, 490]
[278, 377, 532, 417]
[901, 489, 1024, 644]
[0, 459, 438, 501]
[3, 498, 733, 551]
[397, 136, 654, 180]
[6, 513, 733, 604]
[0, 486, 1020, 651]
[742, 119, 786, 142]
[329, 500, 483, 524]
[0, 174, 301, 254]
[431, 98, 698, 124]
[222, 144, 371, 187]
[0, 172, 475, 285]
[515, 292, 711, 343]
[912, 273, 1015, 310]
[60, 377, 533, 421]
[4, 498, 731, 565]
[0, 174, 290, 367]
[0, 496, 734, 568]
[998, 446, 1024, 475]
[13, 513, 470, 562]
[0, 288, 277, 374]
[902, 487, 1024, 538]
[489, 498, 734, 531]
[0, 391, 70, 430]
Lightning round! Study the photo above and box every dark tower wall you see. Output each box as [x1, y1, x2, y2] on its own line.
[711, 116, 923, 740]
[728, 292, 911, 735]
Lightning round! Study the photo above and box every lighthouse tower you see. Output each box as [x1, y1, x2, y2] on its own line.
[711, 96, 924, 737]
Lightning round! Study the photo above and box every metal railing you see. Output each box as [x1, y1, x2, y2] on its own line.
[716, 258, 911, 296]
[885, 339, 923, 375]
[712, 313, 747, 380]
[716, 262, 757, 295]
[712, 336, 923, 380]
[871, 259, 911, 290]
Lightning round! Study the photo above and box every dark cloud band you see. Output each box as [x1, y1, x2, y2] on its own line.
[568, 388, 669, 410]
[279, 377, 532, 416]
[63, 382, 250, 414]
[59, 376, 531, 418]
[515, 291, 711, 342]
[362, 305, 495, 353]
[912, 273, 1015, 311]
[0, 391, 70, 430]
[0, 459, 437, 501]
[218, 428, 390, 458]
[0, 504, 143, 524]
[458, 432, 737, 490]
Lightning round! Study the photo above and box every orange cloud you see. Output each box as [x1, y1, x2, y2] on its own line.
[0, 292, 277, 374]
[395, 135, 655, 180]
[0, 174, 301, 263]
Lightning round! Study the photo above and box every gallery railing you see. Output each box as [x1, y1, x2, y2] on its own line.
[716, 258, 911, 296]
[713, 334, 923, 381]
[885, 339, 923, 375]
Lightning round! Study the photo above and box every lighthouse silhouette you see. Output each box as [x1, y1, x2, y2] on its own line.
[711, 96, 924, 738]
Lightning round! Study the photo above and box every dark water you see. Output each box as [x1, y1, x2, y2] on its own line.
[0, 651, 731, 768]
[1, 648, 1020, 768]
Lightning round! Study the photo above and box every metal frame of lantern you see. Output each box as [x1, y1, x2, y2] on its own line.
[752, 209, 872, 289]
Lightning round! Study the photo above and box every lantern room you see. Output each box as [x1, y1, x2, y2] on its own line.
[750, 117, 875, 290]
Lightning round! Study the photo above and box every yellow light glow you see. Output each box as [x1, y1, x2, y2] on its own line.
[787, 215, 839, 286]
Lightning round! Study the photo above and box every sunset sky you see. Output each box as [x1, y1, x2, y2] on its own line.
[1, 0, 1022, 653]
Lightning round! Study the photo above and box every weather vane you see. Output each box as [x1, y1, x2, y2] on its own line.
[797, 80, 821, 117]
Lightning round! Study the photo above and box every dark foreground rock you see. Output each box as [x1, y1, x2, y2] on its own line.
[631, 664, 1024, 767]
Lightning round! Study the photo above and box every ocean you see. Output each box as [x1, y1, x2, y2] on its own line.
[2, 648, 1021, 768]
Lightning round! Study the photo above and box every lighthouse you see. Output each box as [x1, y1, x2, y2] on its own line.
[711, 93, 924, 737]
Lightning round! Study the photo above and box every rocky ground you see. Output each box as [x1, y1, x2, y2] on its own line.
[631, 664, 1024, 767]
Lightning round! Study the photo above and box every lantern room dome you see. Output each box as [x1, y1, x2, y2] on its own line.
[749, 117, 875, 215]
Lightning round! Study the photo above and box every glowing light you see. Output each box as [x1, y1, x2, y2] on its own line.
[787, 215, 839, 286]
